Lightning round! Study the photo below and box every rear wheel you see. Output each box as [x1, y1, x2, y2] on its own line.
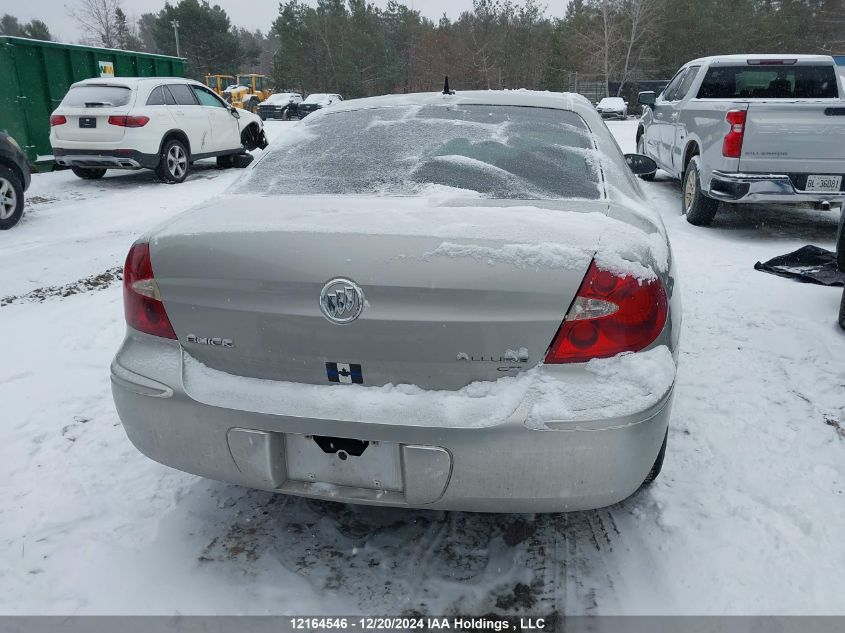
[636, 134, 656, 181]
[0, 166, 24, 230]
[641, 429, 667, 486]
[71, 166, 107, 180]
[836, 209, 845, 272]
[155, 139, 189, 184]
[682, 156, 719, 226]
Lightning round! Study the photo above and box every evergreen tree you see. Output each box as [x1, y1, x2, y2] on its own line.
[151, 0, 243, 79]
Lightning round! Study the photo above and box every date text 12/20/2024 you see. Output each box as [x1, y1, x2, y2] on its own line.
[289, 617, 549, 631]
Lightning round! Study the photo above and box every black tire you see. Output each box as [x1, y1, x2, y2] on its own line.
[231, 153, 254, 169]
[835, 209, 845, 272]
[636, 134, 656, 181]
[155, 138, 190, 184]
[682, 156, 719, 226]
[641, 430, 667, 486]
[216, 154, 235, 169]
[839, 289, 845, 331]
[71, 166, 107, 180]
[241, 125, 268, 151]
[0, 165, 25, 230]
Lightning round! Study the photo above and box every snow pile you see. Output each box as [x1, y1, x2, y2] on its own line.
[182, 346, 675, 430]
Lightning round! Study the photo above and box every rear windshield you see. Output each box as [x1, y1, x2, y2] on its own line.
[62, 85, 133, 108]
[237, 105, 602, 200]
[697, 65, 839, 99]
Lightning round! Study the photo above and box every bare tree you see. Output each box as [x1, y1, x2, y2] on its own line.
[616, 0, 665, 95]
[67, 0, 124, 48]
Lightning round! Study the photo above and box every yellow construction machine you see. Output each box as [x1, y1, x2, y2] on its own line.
[204, 74, 235, 98]
[220, 74, 273, 113]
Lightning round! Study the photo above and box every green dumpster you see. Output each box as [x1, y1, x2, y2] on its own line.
[0, 36, 185, 172]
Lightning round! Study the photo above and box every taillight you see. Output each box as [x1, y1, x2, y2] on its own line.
[544, 261, 667, 364]
[722, 109, 747, 158]
[108, 115, 150, 128]
[123, 243, 177, 339]
[50, 115, 67, 126]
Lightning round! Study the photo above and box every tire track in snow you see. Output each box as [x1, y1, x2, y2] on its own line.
[189, 484, 646, 615]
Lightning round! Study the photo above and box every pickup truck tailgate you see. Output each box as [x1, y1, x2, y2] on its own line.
[740, 103, 845, 174]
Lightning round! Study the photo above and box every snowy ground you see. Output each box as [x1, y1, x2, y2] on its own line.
[1, 119, 844, 615]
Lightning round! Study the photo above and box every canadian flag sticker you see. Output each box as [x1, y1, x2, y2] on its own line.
[325, 362, 363, 384]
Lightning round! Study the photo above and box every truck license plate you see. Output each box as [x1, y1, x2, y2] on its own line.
[805, 175, 841, 192]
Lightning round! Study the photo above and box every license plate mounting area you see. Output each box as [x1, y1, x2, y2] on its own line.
[285, 433, 403, 492]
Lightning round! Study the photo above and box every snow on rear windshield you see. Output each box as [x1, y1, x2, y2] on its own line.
[62, 85, 133, 107]
[240, 104, 602, 199]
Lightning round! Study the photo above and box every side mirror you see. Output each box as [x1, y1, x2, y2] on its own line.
[638, 91, 656, 107]
[229, 106, 240, 119]
[624, 153, 657, 177]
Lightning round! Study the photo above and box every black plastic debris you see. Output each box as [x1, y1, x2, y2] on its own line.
[754, 245, 845, 286]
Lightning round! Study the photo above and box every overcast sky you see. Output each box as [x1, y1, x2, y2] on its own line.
[1, 0, 569, 43]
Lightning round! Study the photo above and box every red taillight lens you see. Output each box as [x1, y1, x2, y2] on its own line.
[108, 115, 150, 128]
[722, 109, 747, 158]
[544, 261, 668, 364]
[123, 243, 177, 339]
[50, 115, 67, 126]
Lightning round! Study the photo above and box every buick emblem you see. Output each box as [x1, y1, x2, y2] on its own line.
[319, 278, 365, 324]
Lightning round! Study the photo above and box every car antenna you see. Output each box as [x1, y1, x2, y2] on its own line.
[442, 76, 455, 95]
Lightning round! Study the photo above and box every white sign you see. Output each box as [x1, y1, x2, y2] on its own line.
[98, 61, 115, 78]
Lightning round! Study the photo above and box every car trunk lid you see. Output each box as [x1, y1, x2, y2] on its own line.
[150, 195, 612, 390]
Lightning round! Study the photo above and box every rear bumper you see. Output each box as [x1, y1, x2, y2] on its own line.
[53, 147, 158, 170]
[111, 333, 675, 513]
[708, 170, 845, 203]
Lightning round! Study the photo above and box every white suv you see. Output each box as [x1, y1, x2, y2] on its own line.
[50, 77, 268, 184]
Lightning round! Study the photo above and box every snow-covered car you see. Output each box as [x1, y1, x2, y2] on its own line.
[49, 77, 268, 184]
[297, 93, 343, 117]
[0, 131, 31, 230]
[596, 97, 628, 119]
[258, 92, 303, 120]
[111, 90, 678, 513]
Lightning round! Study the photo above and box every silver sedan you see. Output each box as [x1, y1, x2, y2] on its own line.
[111, 90, 680, 513]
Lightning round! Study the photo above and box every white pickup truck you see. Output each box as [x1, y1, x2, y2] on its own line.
[636, 55, 845, 225]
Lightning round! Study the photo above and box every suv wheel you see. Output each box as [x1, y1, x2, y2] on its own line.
[637, 134, 656, 181]
[836, 208, 845, 272]
[156, 139, 189, 184]
[0, 166, 24, 230]
[71, 167, 107, 180]
[682, 156, 719, 226]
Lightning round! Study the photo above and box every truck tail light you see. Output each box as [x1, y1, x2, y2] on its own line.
[50, 115, 67, 126]
[544, 261, 668, 364]
[123, 243, 177, 339]
[108, 115, 150, 128]
[722, 109, 747, 158]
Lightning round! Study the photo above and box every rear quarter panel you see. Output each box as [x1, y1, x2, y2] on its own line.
[678, 97, 741, 187]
